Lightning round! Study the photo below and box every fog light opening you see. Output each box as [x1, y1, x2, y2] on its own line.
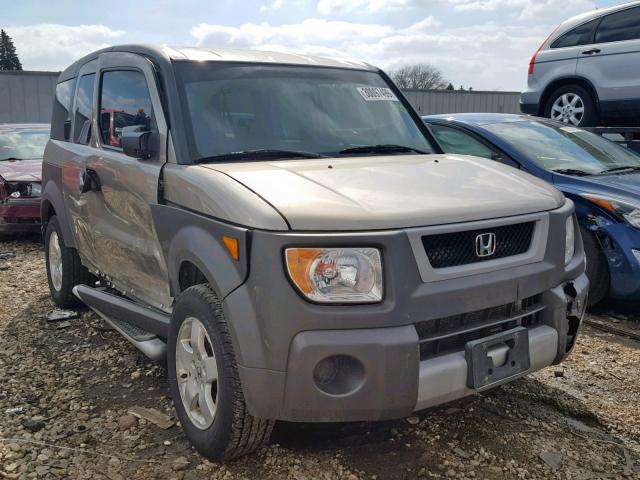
[313, 355, 365, 396]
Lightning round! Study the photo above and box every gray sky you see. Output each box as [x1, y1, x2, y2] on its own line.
[1, 0, 622, 91]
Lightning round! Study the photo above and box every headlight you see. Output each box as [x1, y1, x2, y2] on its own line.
[565, 216, 575, 266]
[582, 193, 640, 229]
[29, 183, 42, 197]
[285, 247, 383, 303]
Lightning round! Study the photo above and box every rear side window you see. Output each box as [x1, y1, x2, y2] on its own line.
[73, 73, 95, 145]
[51, 78, 76, 141]
[595, 6, 640, 44]
[99, 70, 153, 148]
[551, 19, 599, 48]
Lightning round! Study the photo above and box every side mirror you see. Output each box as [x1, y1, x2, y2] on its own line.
[121, 125, 152, 159]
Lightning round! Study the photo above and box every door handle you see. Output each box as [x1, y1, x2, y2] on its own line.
[80, 168, 101, 193]
[581, 48, 601, 55]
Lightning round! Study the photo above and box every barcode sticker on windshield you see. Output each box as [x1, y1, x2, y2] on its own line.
[357, 87, 399, 101]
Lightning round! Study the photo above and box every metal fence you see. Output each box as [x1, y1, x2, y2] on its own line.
[0, 71, 60, 124]
[0, 70, 522, 124]
[402, 89, 521, 116]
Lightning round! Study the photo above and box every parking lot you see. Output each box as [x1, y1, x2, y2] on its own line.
[1, 235, 639, 479]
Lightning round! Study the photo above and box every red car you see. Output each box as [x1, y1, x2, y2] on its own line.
[0, 124, 49, 234]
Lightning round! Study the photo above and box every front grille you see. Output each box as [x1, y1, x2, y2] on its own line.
[416, 296, 543, 361]
[422, 222, 535, 269]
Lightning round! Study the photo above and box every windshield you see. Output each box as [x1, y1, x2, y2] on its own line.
[0, 129, 50, 161]
[483, 121, 640, 175]
[174, 62, 433, 162]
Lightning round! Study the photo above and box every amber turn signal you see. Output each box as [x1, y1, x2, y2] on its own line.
[285, 248, 322, 294]
[584, 195, 615, 213]
[222, 236, 240, 261]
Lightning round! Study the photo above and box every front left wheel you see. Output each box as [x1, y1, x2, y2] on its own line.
[168, 284, 274, 460]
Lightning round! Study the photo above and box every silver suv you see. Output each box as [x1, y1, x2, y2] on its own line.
[42, 45, 588, 460]
[521, 1, 640, 127]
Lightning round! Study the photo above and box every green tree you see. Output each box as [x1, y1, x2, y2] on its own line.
[0, 29, 22, 71]
[446, 83, 454, 91]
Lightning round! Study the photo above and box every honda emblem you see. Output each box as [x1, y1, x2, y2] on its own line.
[475, 232, 497, 258]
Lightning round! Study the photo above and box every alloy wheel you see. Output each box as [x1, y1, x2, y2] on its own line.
[48, 230, 63, 292]
[550, 93, 585, 126]
[176, 316, 219, 430]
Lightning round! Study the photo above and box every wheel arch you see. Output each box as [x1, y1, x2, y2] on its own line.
[41, 176, 76, 248]
[539, 77, 600, 117]
[41, 199, 56, 226]
[178, 260, 209, 293]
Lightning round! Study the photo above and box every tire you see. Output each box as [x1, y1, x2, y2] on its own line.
[545, 84, 599, 127]
[168, 284, 274, 460]
[580, 226, 609, 306]
[44, 216, 94, 308]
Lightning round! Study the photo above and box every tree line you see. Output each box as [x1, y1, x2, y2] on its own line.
[389, 63, 471, 91]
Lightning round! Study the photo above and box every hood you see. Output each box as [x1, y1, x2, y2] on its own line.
[202, 154, 564, 231]
[0, 159, 42, 183]
[568, 171, 640, 197]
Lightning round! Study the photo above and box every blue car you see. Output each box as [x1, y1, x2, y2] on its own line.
[422, 113, 640, 306]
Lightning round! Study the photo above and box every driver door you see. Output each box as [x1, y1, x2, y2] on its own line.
[82, 52, 171, 310]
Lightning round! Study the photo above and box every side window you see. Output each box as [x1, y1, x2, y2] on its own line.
[430, 124, 499, 160]
[73, 74, 95, 145]
[99, 70, 153, 148]
[595, 6, 640, 44]
[551, 19, 599, 49]
[51, 78, 76, 141]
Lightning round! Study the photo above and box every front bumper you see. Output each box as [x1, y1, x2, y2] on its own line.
[0, 201, 41, 233]
[224, 202, 587, 422]
[237, 274, 588, 422]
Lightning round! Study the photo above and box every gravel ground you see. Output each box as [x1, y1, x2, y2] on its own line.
[1, 235, 639, 480]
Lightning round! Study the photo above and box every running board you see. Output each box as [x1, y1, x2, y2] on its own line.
[73, 285, 170, 361]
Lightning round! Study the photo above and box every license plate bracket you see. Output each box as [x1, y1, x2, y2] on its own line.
[465, 327, 530, 389]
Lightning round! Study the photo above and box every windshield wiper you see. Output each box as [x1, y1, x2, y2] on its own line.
[194, 149, 327, 164]
[0, 157, 22, 161]
[552, 168, 593, 176]
[339, 144, 427, 155]
[599, 165, 640, 174]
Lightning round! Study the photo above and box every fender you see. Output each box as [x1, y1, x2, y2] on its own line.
[41, 161, 76, 248]
[150, 203, 249, 300]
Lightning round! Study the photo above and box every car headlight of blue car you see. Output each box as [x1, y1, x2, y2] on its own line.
[582, 193, 640, 229]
